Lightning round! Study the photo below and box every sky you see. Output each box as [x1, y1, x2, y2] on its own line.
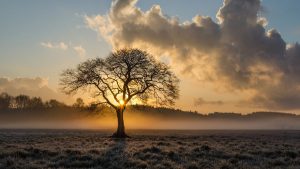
[1, 0, 300, 114]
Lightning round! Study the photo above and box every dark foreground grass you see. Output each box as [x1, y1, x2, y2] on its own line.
[0, 130, 299, 169]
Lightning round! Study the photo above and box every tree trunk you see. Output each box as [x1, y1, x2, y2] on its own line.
[112, 108, 128, 138]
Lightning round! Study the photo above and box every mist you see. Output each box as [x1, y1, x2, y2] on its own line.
[1, 106, 299, 130]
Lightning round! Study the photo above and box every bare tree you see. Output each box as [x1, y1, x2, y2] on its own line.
[45, 99, 65, 108]
[15, 95, 30, 109]
[0, 93, 12, 110]
[29, 97, 44, 109]
[60, 48, 179, 138]
[73, 98, 85, 108]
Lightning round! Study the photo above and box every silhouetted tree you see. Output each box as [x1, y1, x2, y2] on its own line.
[0, 93, 12, 110]
[87, 103, 98, 112]
[29, 97, 44, 109]
[60, 48, 179, 138]
[15, 94, 30, 109]
[73, 98, 84, 108]
[45, 99, 65, 108]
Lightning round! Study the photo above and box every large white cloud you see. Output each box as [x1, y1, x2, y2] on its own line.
[85, 0, 300, 110]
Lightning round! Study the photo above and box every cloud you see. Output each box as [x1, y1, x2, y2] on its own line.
[0, 77, 68, 102]
[41, 41, 87, 58]
[85, 0, 300, 110]
[73, 45, 86, 58]
[194, 97, 224, 106]
[41, 42, 68, 50]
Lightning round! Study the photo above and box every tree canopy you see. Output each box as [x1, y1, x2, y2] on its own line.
[60, 48, 179, 109]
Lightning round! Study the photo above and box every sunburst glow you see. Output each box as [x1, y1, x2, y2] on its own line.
[119, 99, 125, 105]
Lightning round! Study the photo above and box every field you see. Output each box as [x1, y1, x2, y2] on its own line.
[0, 130, 299, 169]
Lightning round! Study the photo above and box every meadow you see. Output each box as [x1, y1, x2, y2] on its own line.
[0, 130, 299, 169]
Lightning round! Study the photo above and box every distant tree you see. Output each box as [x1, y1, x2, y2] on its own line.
[45, 99, 65, 108]
[60, 48, 179, 138]
[15, 94, 30, 109]
[87, 103, 98, 112]
[29, 97, 44, 109]
[73, 98, 84, 108]
[0, 93, 12, 110]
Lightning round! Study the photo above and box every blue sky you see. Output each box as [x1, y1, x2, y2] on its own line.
[0, 0, 109, 87]
[1, 0, 300, 86]
[1, 0, 300, 112]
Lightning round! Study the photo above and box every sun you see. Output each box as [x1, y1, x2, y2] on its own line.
[119, 99, 125, 106]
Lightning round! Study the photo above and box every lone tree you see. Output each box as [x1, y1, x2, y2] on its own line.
[60, 49, 179, 138]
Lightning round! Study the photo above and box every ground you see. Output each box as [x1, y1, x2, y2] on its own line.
[0, 130, 299, 169]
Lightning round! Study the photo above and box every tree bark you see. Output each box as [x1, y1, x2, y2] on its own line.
[112, 108, 128, 138]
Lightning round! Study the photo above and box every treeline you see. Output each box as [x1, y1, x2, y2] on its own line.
[1, 93, 299, 120]
[129, 105, 299, 120]
[0, 93, 84, 111]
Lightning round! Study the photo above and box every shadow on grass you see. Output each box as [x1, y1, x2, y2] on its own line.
[98, 138, 131, 169]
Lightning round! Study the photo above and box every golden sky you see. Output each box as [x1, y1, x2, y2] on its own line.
[1, 0, 300, 114]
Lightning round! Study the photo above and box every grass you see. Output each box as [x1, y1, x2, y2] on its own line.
[0, 130, 299, 169]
